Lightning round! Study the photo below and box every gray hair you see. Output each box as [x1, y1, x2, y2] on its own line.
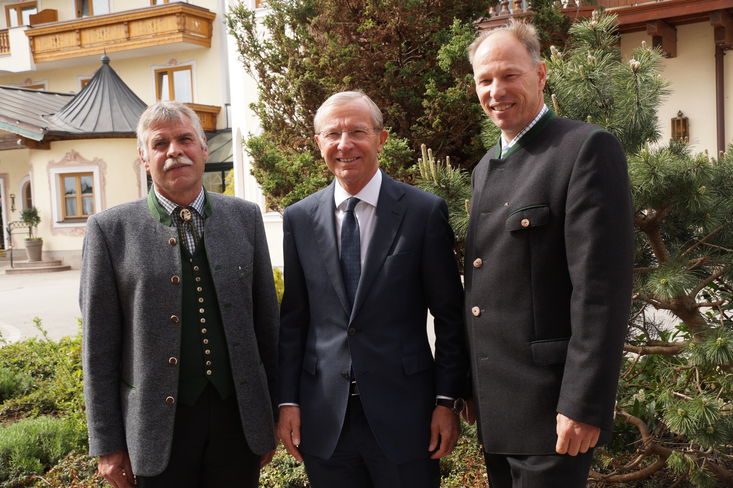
[136, 101, 206, 158]
[467, 19, 541, 66]
[313, 91, 384, 133]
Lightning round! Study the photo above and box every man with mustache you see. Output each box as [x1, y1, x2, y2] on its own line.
[81, 101, 279, 488]
[463, 21, 633, 487]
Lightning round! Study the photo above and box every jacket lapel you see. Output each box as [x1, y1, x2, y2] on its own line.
[351, 173, 405, 319]
[311, 183, 352, 316]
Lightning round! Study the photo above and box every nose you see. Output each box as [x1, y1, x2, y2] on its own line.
[167, 139, 183, 157]
[336, 132, 354, 151]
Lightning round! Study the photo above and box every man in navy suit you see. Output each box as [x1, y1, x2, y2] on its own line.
[277, 91, 468, 488]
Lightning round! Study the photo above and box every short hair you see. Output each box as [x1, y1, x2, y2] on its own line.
[136, 101, 206, 158]
[467, 19, 541, 66]
[313, 91, 384, 133]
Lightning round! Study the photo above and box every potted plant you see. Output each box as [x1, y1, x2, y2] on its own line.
[21, 206, 42, 262]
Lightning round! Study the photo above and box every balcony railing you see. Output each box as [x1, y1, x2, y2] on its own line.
[24, 3, 215, 64]
[0, 30, 9, 55]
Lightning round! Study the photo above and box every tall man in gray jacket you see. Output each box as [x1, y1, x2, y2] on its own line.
[80, 101, 279, 488]
[464, 21, 633, 487]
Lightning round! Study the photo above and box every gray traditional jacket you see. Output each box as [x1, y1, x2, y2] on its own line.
[80, 190, 278, 476]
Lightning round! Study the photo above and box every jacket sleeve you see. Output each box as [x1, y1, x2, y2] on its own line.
[250, 205, 280, 415]
[557, 129, 634, 430]
[422, 198, 469, 399]
[80, 215, 127, 456]
[277, 207, 310, 405]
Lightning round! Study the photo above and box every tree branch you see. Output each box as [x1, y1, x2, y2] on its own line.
[624, 343, 685, 355]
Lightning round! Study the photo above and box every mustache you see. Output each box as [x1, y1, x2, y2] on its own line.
[163, 155, 195, 171]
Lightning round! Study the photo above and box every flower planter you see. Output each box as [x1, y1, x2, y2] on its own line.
[25, 239, 43, 262]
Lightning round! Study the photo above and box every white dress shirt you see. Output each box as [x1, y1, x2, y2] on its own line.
[334, 169, 382, 266]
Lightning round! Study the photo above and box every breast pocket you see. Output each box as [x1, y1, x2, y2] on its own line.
[505, 204, 550, 232]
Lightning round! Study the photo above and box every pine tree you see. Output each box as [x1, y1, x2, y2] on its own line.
[415, 10, 733, 486]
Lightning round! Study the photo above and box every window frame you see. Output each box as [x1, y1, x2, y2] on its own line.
[154, 65, 193, 103]
[5, 1, 37, 28]
[58, 172, 95, 221]
[75, 0, 109, 18]
[50, 166, 101, 227]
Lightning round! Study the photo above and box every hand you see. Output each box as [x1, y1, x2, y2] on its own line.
[461, 397, 477, 425]
[277, 405, 303, 462]
[555, 413, 600, 456]
[428, 406, 459, 459]
[259, 449, 276, 468]
[98, 450, 136, 488]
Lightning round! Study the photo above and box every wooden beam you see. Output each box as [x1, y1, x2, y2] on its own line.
[647, 20, 677, 58]
[710, 10, 733, 48]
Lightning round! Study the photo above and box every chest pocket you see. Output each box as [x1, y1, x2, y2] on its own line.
[505, 204, 550, 231]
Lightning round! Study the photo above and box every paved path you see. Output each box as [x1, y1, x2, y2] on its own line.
[0, 268, 81, 343]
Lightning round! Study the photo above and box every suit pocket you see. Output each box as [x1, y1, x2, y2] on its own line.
[402, 353, 433, 375]
[302, 353, 318, 375]
[505, 204, 550, 231]
[530, 338, 569, 366]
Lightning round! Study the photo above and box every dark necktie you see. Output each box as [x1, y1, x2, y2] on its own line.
[340, 197, 361, 308]
[174, 206, 199, 254]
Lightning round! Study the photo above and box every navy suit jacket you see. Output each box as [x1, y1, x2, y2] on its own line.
[279, 171, 467, 464]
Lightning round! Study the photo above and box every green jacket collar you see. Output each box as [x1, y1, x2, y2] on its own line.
[147, 187, 213, 226]
[496, 109, 556, 159]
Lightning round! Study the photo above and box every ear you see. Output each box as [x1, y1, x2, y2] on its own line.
[138, 147, 150, 173]
[537, 61, 547, 90]
[314, 134, 327, 158]
[377, 129, 388, 152]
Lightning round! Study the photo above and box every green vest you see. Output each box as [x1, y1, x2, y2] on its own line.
[146, 189, 234, 406]
[177, 239, 235, 406]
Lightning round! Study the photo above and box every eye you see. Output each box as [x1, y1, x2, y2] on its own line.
[351, 129, 369, 137]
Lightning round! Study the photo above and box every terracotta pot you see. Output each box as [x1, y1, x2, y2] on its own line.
[25, 239, 43, 262]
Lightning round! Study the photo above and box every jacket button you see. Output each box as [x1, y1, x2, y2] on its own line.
[168, 237, 177, 246]
[170, 275, 180, 284]
[168, 357, 178, 365]
[165, 396, 175, 405]
[473, 258, 483, 268]
[471, 306, 481, 317]
[170, 315, 180, 324]
[193, 265, 200, 272]
[521, 218, 530, 228]
[348, 328, 357, 336]
[206, 369, 213, 376]
[204, 349, 211, 355]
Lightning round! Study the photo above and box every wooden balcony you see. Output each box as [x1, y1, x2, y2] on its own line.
[0, 30, 9, 55]
[185, 103, 221, 132]
[479, 0, 733, 33]
[24, 3, 215, 64]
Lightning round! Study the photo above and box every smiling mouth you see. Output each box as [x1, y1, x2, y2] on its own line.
[491, 103, 514, 112]
[337, 157, 359, 163]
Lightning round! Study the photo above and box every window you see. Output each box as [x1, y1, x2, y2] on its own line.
[21, 180, 32, 210]
[80, 78, 92, 90]
[59, 172, 95, 220]
[75, 0, 109, 18]
[5, 2, 37, 27]
[151, 0, 170, 4]
[155, 66, 193, 103]
[22, 83, 44, 90]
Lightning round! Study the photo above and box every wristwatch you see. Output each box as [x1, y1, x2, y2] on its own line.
[436, 397, 465, 415]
